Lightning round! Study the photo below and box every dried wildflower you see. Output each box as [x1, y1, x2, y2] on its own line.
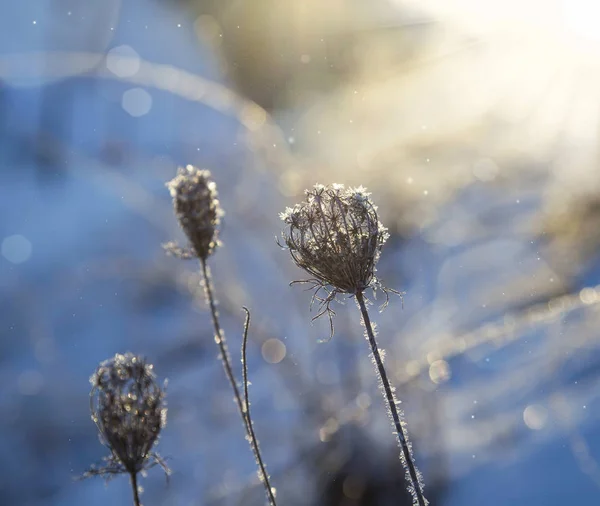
[165, 165, 278, 505]
[85, 353, 169, 480]
[166, 165, 222, 259]
[280, 184, 426, 506]
[279, 183, 397, 337]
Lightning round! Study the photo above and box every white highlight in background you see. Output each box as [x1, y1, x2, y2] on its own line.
[106, 45, 141, 78]
[122, 88, 152, 117]
[2, 235, 32, 264]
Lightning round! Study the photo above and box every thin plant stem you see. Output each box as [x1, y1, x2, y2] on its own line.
[355, 291, 427, 506]
[241, 307, 278, 506]
[130, 472, 141, 506]
[199, 258, 277, 506]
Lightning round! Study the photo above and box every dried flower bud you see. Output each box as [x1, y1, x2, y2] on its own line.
[280, 184, 394, 337]
[166, 165, 222, 259]
[86, 353, 168, 478]
[280, 183, 388, 294]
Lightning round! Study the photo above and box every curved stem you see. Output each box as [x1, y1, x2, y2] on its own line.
[130, 472, 141, 506]
[199, 258, 277, 506]
[241, 307, 278, 506]
[355, 291, 427, 506]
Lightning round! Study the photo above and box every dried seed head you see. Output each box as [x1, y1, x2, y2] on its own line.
[280, 184, 394, 338]
[166, 165, 222, 259]
[280, 183, 389, 294]
[87, 353, 168, 477]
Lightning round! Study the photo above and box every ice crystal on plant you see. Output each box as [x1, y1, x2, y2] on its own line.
[279, 183, 396, 337]
[85, 353, 169, 479]
[166, 165, 223, 260]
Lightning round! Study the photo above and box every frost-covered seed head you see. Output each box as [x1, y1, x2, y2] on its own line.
[167, 165, 222, 259]
[280, 183, 389, 294]
[90, 353, 167, 475]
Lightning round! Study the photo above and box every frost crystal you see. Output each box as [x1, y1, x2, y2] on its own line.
[280, 183, 389, 295]
[166, 165, 223, 259]
[86, 353, 169, 478]
[279, 183, 394, 338]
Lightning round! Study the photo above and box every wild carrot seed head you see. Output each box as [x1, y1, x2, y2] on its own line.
[89, 353, 167, 476]
[166, 165, 222, 259]
[280, 183, 389, 295]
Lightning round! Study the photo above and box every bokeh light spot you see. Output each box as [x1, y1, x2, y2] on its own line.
[429, 359, 451, 384]
[122, 88, 152, 117]
[580, 287, 598, 304]
[261, 338, 286, 364]
[2, 234, 32, 264]
[523, 404, 548, 430]
[106, 45, 141, 78]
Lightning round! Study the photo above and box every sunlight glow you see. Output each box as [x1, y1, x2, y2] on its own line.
[562, 0, 600, 44]
[405, 0, 600, 55]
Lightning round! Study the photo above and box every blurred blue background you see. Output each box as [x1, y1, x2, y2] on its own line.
[2, 0, 600, 505]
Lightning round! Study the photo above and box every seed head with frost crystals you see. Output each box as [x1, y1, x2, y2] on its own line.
[280, 184, 396, 337]
[86, 353, 169, 478]
[166, 165, 222, 259]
